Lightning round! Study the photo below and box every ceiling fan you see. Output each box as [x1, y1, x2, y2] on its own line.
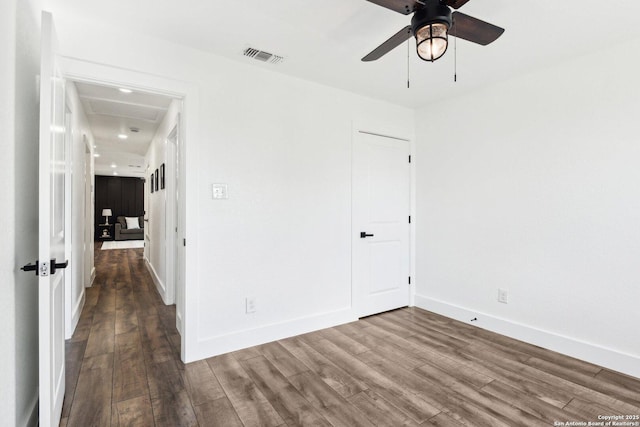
[362, 0, 504, 62]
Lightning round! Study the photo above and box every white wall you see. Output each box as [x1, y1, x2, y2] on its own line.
[145, 99, 181, 303]
[195, 72, 412, 358]
[0, 0, 17, 420]
[1, 0, 41, 425]
[65, 81, 95, 337]
[49, 15, 414, 361]
[415, 37, 640, 378]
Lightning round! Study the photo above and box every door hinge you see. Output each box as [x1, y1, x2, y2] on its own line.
[408, 155, 412, 163]
[183, 238, 186, 247]
[408, 276, 411, 285]
[409, 215, 411, 224]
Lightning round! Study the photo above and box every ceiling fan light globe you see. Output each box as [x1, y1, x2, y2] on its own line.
[415, 22, 449, 61]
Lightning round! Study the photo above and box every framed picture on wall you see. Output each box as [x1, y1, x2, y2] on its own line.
[154, 169, 159, 191]
[160, 163, 165, 190]
[150, 174, 154, 193]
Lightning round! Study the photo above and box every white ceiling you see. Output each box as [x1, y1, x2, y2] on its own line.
[51, 0, 640, 109]
[74, 82, 172, 177]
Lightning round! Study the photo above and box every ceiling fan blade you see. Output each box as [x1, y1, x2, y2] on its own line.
[365, 0, 420, 15]
[362, 26, 412, 62]
[444, 0, 472, 9]
[450, 12, 504, 45]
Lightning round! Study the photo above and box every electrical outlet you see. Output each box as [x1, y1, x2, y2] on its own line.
[245, 296, 256, 313]
[212, 183, 228, 199]
[498, 288, 509, 304]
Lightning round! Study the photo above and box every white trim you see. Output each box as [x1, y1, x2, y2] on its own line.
[63, 103, 73, 340]
[69, 291, 85, 338]
[145, 259, 167, 304]
[176, 311, 183, 336]
[415, 294, 640, 379]
[357, 130, 410, 142]
[58, 55, 198, 363]
[164, 123, 179, 306]
[191, 308, 356, 363]
[88, 266, 96, 287]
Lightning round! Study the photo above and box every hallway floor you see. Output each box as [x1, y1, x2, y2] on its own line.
[62, 245, 184, 426]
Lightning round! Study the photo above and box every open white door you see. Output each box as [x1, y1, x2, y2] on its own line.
[164, 125, 178, 306]
[353, 131, 411, 318]
[38, 11, 67, 427]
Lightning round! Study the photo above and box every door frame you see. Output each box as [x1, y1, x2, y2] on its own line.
[83, 134, 95, 288]
[163, 123, 177, 306]
[351, 122, 417, 314]
[59, 57, 198, 362]
[63, 103, 74, 339]
[166, 122, 184, 334]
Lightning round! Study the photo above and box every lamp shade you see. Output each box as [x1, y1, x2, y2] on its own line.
[411, 2, 452, 62]
[416, 22, 449, 61]
[102, 209, 112, 217]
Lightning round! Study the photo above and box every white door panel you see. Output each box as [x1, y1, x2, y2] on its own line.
[353, 131, 410, 318]
[38, 11, 66, 427]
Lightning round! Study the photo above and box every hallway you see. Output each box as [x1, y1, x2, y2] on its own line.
[62, 246, 186, 426]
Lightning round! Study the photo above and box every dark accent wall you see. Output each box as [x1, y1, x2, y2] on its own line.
[95, 175, 145, 238]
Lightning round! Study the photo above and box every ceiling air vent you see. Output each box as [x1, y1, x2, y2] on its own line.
[243, 47, 284, 65]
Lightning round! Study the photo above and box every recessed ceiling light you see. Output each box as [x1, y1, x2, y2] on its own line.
[118, 134, 128, 140]
[111, 164, 117, 168]
[118, 88, 132, 94]
[94, 153, 101, 158]
[113, 172, 119, 176]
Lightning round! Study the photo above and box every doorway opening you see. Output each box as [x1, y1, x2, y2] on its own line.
[65, 78, 184, 342]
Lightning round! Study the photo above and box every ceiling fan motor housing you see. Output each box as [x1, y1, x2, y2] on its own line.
[411, 1, 452, 36]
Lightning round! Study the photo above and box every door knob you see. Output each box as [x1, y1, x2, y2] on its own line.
[50, 259, 69, 275]
[20, 259, 68, 276]
[360, 232, 374, 238]
[21, 261, 39, 275]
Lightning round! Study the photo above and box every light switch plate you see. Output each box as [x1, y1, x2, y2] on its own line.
[212, 183, 228, 199]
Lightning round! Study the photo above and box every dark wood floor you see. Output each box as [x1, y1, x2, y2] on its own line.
[61, 245, 640, 426]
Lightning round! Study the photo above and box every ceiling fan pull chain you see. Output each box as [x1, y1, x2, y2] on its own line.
[407, 39, 411, 89]
[454, 17, 458, 82]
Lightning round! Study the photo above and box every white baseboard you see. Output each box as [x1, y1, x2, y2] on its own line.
[69, 291, 85, 338]
[176, 311, 183, 335]
[87, 266, 96, 287]
[414, 294, 640, 379]
[18, 389, 38, 427]
[185, 308, 356, 363]
[144, 259, 168, 304]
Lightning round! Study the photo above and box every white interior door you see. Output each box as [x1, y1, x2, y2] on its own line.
[167, 124, 183, 333]
[38, 11, 67, 427]
[353, 131, 410, 318]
